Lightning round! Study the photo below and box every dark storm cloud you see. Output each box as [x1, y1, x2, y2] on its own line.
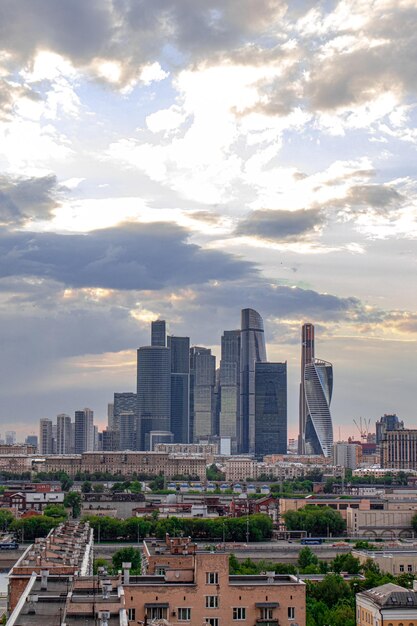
[0, 222, 255, 289]
[0, 0, 287, 83]
[236, 208, 323, 241]
[0, 174, 60, 225]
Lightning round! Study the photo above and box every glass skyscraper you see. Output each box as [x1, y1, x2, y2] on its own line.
[298, 323, 315, 454]
[254, 362, 287, 458]
[151, 319, 166, 347]
[239, 308, 267, 454]
[168, 335, 190, 443]
[304, 358, 334, 457]
[190, 346, 216, 442]
[219, 329, 240, 452]
[136, 346, 171, 450]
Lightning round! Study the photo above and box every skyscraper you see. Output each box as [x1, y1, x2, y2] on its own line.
[219, 329, 240, 452]
[39, 418, 53, 455]
[190, 346, 216, 442]
[254, 362, 287, 458]
[119, 412, 136, 450]
[168, 335, 190, 443]
[376, 413, 404, 445]
[239, 308, 267, 454]
[113, 392, 137, 432]
[56, 413, 72, 455]
[136, 346, 171, 450]
[74, 408, 94, 454]
[5, 431, 16, 445]
[303, 358, 334, 457]
[151, 319, 166, 347]
[298, 323, 315, 454]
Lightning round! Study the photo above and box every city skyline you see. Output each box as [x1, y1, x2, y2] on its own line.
[0, 2, 416, 438]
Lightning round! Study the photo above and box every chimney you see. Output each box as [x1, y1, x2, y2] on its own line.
[102, 580, 112, 600]
[122, 562, 132, 585]
[99, 611, 110, 626]
[40, 569, 49, 590]
[266, 571, 275, 583]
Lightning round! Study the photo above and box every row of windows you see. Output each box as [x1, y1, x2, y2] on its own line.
[128, 606, 294, 622]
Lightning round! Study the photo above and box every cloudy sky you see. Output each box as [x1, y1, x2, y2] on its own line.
[0, 0, 416, 441]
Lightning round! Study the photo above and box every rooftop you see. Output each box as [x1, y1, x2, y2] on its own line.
[361, 583, 417, 608]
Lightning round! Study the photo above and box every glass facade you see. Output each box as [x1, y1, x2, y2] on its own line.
[151, 319, 166, 347]
[239, 308, 267, 454]
[254, 362, 287, 458]
[304, 358, 334, 457]
[219, 330, 240, 451]
[190, 346, 216, 441]
[168, 336, 190, 443]
[298, 323, 315, 454]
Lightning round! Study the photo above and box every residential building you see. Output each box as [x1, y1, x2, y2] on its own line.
[5, 430, 16, 445]
[376, 413, 404, 444]
[333, 442, 362, 469]
[240, 308, 267, 454]
[356, 583, 417, 626]
[25, 435, 38, 449]
[254, 361, 287, 458]
[168, 335, 190, 443]
[39, 418, 53, 455]
[219, 329, 240, 453]
[353, 549, 417, 576]
[381, 429, 417, 470]
[74, 408, 94, 453]
[107, 401, 114, 429]
[190, 346, 216, 442]
[56, 413, 72, 454]
[224, 457, 257, 481]
[136, 346, 171, 450]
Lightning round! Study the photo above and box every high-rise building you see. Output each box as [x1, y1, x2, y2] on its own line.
[333, 442, 362, 469]
[168, 335, 190, 443]
[39, 418, 53, 455]
[298, 322, 314, 454]
[219, 330, 240, 453]
[254, 362, 287, 458]
[190, 346, 216, 442]
[119, 412, 136, 450]
[137, 346, 171, 450]
[113, 393, 137, 433]
[239, 309, 267, 454]
[107, 403, 114, 430]
[151, 319, 166, 347]
[303, 358, 334, 457]
[381, 429, 417, 470]
[25, 435, 38, 449]
[74, 408, 94, 454]
[56, 413, 72, 455]
[376, 413, 404, 445]
[5, 431, 16, 445]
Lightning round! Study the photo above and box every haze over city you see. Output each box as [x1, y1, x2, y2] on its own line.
[0, 0, 416, 438]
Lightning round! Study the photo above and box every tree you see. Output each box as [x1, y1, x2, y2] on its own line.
[130, 480, 142, 494]
[93, 483, 105, 493]
[297, 546, 319, 571]
[283, 505, 346, 536]
[112, 547, 141, 573]
[331, 553, 361, 575]
[206, 464, 225, 481]
[60, 473, 73, 492]
[81, 481, 92, 493]
[0, 509, 14, 531]
[43, 504, 68, 520]
[64, 492, 82, 518]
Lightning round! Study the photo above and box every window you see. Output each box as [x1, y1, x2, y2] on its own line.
[127, 608, 136, 621]
[408, 565, 413, 572]
[206, 596, 219, 608]
[156, 567, 166, 575]
[400, 564, 405, 572]
[204, 619, 219, 626]
[178, 608, 191, 621]
[261, 608, 273, 620]
[288, 607, 295, 619]
[147, 607, 167, 620]
[233, 607, 246, 620]
[206, 572, 219, 584]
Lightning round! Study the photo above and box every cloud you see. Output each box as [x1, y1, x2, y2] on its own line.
[236, 208, 323, 241]
[0, 222, 255, 290]
[0, 174, 61, 225]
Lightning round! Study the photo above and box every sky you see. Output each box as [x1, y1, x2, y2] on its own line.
[0, 0, 416, 441]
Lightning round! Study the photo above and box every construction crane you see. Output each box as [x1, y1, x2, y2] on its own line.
[353, 416, 371, 440]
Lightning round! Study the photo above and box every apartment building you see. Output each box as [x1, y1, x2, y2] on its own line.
[356, 583, 417, 626]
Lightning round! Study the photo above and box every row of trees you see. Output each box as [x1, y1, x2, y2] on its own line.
[283, 504, 346, 536]
[82, 513, 273, 542]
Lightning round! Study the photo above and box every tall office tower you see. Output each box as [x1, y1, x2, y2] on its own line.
[137, 346, 171, 450]
[25, 435, 38, 449]
[190, 346, 216, 442]
[39, 418, 53, 455]
[219, 330, 241, 453]
[151, 319, 166, 347]
[5, 431, 16, 445]
[107, 403, 114, 430]
[303, 358, 334, 457]
[102, 428, 120, 451]
[113, 393, 137, 433]
[239, 308, 267, 454]
[168, 336, 190, 443]
[376, 413, 404, 445]
[119, 412, 136, 450]
[254, 362, 287, 459]
[56, 413, 72, 455]
[74, 408, 94, 454]
[298, 323, 315, 454]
